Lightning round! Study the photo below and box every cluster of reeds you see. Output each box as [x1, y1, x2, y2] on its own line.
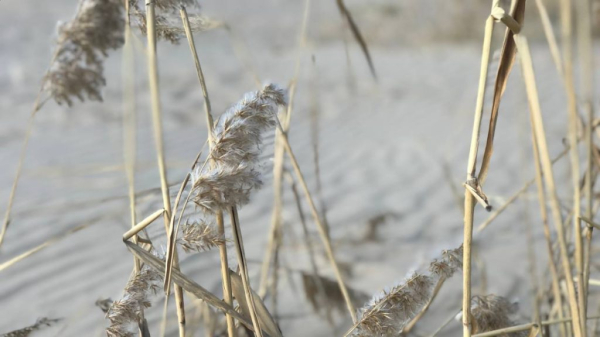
[458, 0, 597, 336]
[4, 0, 600, 336]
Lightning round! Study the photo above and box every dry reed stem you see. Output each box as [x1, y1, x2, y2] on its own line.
[164, 174, 190, 294]
[514, 34, 583, 337]
[228, 269, 283, 337]
[559, 0, 586, 332]
[143, 0, 185, 335]
[477, 147, 570, 232]
[229, 207, 264, 337]
[274, 116, 357, 323]
[284, 170, 336, 324]
[122, 2, 144, 333]
[179, 7, 235, 334]
[0, 93, 46, 249]
[533, 0, 564, 77]
[528, 114, 567, 337]
[335, 0, 376, 79]
[575, 0, 594, 322]
[258, 0, 311, 300]
[123, 209, 165, 241]
[462, 6, 495, 335]
[123, 0, 139, 268]
[477, 0, 526, 186]
[402, 277, 446, 334]
[472, 316, 600, 337]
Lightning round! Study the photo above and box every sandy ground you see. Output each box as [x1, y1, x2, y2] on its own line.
[1, 0, 599, 336]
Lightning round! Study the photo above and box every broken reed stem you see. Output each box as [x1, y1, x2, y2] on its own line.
[258, 0, 311, 299]
[143, 0, 185, 335]
[559, 0, 586, 332]
[273, 117, 357, 323]
[123, 208, 165, 241]
[462, 12, 495, 336]
[515, 34, 583, 337]
[477, 146, 570, 233]
[575, 0, 594, 321]
[229, 207, 264, 337]
[179, 6, 235, 336]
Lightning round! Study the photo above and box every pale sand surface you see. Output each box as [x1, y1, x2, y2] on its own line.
[1, 0, 598, 336]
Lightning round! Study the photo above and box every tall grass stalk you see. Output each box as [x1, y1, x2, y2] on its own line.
[258, 0, 311, 300]
[515, 34, 582, 336]
[122, 1, 144, 335]
[274, 117, 357, 323]
[179, 5, 236, 336]
[143, 0, 186, 335]
[575, 0, 595, 322]
[559, 0, 586, 332]
[462, 6, 495, 335]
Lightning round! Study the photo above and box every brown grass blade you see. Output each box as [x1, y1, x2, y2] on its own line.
[229, 269, 283, 337]
[335, 0, 377, 80]
[478, 0, 527, 186]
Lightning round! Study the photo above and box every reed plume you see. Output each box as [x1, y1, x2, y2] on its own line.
[106, 267, 160, 337]
[470, 294, 526, 336]
[191, 84, 287, 213]
[45, 0, 125, 106]
[178, 220, 225, 253]
[1, 318, 61, 337]
[347, 245, 463, 336]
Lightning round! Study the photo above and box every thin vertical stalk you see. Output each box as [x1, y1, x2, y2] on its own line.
[144, 0, 185, 335]
[529, 117, 568, 337]
[515, 34, 583, 337]
[0, 95, 45, 248]
[559, 0, 586, 332]
[0, 44, 60, 248]
[462, 13, 495, 337]
[575, 0, 594, 323]
[534, 0, 564, 78]
[123, 0, 138, 269]
[179, 6, 235, 337]
[274, 117, 357, 323]
[229, 207, 264, 337]
[258, 0, 311, 299]
[123, 1, 144, 335]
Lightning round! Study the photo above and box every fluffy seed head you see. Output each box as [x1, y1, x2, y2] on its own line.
[106, 268, 160, 336]
[471, 294, 525, 336]
[178, 220, 225, 252]
[191, 84, 287, 213]
[45, 0, 124, 106]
